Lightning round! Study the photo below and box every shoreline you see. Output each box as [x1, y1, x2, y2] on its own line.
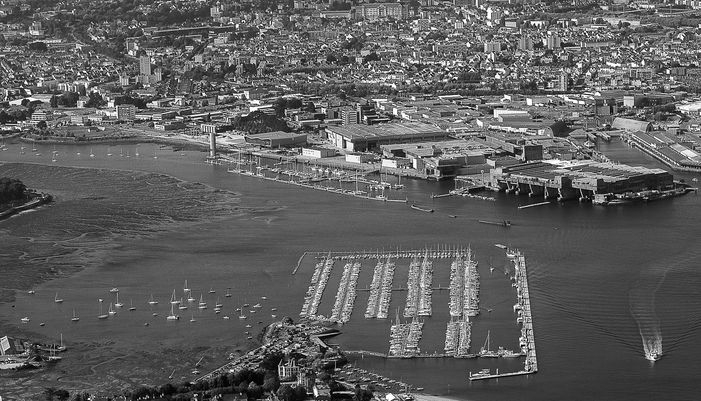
[0, 193, 52, 222]
[18, 134, 212, 152]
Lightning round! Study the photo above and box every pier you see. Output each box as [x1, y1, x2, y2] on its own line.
[389, 311, 424, 358]
[444, 249, 478, 357]
[364, 256, 395, 319]
[330, 261, 361, 324]
[468, 249, 538, 381]
[222, 153, 408, 203]
[300, 256, 334, 319]
[403, 252, 433, 318]
[513, 251, 538, 373]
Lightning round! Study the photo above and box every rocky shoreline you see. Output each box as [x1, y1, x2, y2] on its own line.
[0, 193, 52, 221]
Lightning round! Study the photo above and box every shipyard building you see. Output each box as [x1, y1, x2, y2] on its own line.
[325, 122, 449, 152]
[490, 161, 673, 201]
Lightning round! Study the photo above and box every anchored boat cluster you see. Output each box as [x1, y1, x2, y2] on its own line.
[364, 256, 396, 320]
[445, 248, 480, 357]
[330, 261, 361, 324]
[404, 252, 433, 318]
[299, 257, 334, 319]
[389, 312, 424, 358]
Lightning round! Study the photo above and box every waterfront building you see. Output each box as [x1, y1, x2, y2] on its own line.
[490, 160, 673, 201]
[244, 131, 308, 148]
[302, 147, 336, 158]
[325, 122, 449, 152]
[611, 117, 651, 132]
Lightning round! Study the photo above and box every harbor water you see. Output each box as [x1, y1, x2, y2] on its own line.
[0, 140, 700, 400]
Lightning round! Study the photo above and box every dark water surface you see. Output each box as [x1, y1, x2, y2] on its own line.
[1, 141, 700, 400]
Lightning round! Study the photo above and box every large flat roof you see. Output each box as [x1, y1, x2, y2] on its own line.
[327, 122, 446, 142]
[503, 161, 669, 183]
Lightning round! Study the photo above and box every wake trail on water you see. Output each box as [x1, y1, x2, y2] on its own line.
[628, 249, 701, 360]
[629, 269, 664, 360]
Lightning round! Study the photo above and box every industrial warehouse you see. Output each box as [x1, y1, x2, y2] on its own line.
[489, 161, 674, 202]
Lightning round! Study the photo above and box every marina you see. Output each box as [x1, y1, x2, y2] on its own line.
[298, 246, 536, 367]
[220, 153, 408, 204]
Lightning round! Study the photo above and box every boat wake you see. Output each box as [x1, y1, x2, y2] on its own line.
[629, 264, 667, 363]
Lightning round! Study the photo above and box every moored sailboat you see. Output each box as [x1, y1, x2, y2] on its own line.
[97, 299, 108, 320]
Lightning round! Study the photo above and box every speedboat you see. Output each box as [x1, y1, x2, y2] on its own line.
[646, 351, 662, 362]
[21, 317, 30, 323]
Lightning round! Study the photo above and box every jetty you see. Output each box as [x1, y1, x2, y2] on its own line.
[518, 201, 551, 210]
[364, 256, 395, 319]
[388, 310, 424, 358]
[299, 256, 334, 319]
[478, 220, 511, 228]
[468, 249, 538, 381]
[223, 154, 407, 203]
[404, 252, 433, 318]
[444, 248, 479, 358]
[329, 261, 361, 324]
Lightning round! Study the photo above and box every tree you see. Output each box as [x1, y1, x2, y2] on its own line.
[84, 92, 105, 108]
[262, 371, 280, 392]
[28, 41, 48, 51]
[260, 351, 284, 371]
[50, 95, 58, 108]
[36, 120, 47, 130]
[247, 382, 263, 400]
[55, 390, 70, 401]
[277, 384, 295, 401]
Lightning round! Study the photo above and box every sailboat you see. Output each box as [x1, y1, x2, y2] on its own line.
[183, 280, 191, 293]
[393, 173, 403, 190]
[115, 292, 124, 308]
[129, 299, 136, 311]
[89, 148, 95, 158]
[148, 294, 158, 305]
[224, 288, 232, 298]
[54, 293, 64, 303]
[56, 333, 67, 352]
[178, 297, 188, 310]
[108, 303, 116, 316]
[238, 306, 247, 320]
[71, 309, 80, 322]
[198, 294, 207, 309]
[209, 287, 216, 294]
[479, 330, 499, 358]
[135, 147, 140, 157]
[97, 299, 108, 319]
[187, 291, 196, 303]
[47, 347, 62, 362]
[166, 303, 180, 321]
[107, 146, 112, 157]
[170, 289, 180, 305]
[190, 312, 196, 323]
[215, 298, 223, 308]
